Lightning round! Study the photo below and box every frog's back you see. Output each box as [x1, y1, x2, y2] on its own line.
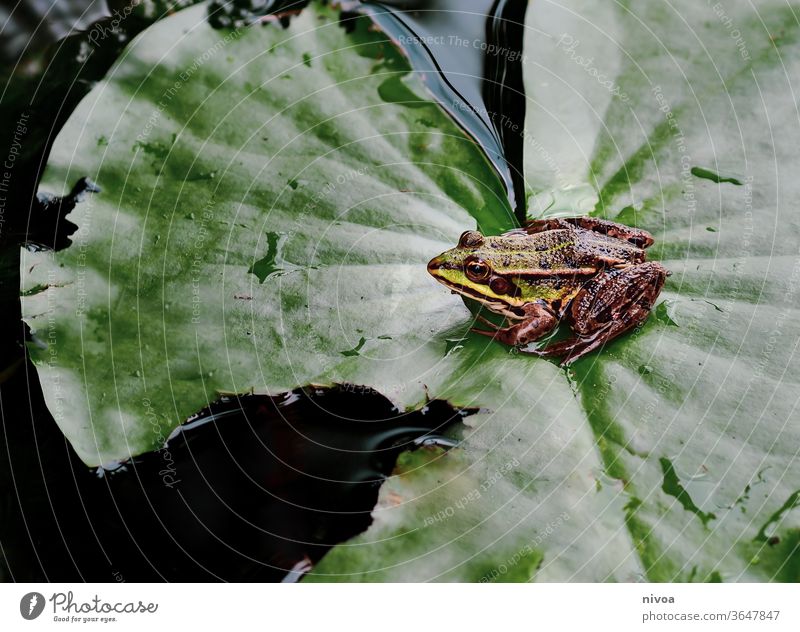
[484, 229, 597, 275]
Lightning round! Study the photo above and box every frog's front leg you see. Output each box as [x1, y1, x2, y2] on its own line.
[471, 301, 557, 347]
[535, 262, 668, 365]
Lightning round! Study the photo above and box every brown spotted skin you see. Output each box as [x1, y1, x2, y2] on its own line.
[471, 301, 558, 347]
[477, 218, 666, 363]
[532, 261, 669, 364]
[511, 216, 655, 248]
[464, 227, 646, 277]
[428, 216, 668, 364]
[513, 219, 666, 363]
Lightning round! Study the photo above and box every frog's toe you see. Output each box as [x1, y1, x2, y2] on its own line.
[474, 314, 504, 330]
[527, 340, 578, 363]
[530, 327, 612, 365]
[470, 327, 500, 339]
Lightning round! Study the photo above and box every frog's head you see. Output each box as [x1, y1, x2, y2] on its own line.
[427, 230, 525, 315]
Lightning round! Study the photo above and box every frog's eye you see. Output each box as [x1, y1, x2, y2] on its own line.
[465, 257, 490, 281]
[489, 277, 510, 295]
[459, 230, 484, 248]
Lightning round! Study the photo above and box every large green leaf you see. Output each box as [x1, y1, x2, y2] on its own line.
[22, 2, 513, 463]
[22, 0, 800, 582]
[310, 0, 800, 581]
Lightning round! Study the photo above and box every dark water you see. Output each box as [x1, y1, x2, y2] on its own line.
[357, 0, 528, 217]
[0, 0, 107, 66]
[1, 376, 470, 581]
[208, 0, 311, 28]
[0, 0, 528, 582]
[209, 0, 529, 214]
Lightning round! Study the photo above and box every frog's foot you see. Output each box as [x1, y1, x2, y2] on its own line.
[473, 313, 506, 330]
[511, 216, 654, 248]
[534, 262, 668, 365]
[531, 324, 618, 365]
[470, 302, 557, 347]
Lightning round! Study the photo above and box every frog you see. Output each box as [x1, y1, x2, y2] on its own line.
[427, 216, 670, 364]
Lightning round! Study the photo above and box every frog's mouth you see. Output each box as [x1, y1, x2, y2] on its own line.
[427, 259, 524, 319]
[448, 284, 525, 319]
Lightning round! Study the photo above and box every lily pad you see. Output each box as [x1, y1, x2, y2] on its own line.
[22, 2, 512, 464]
[311, 0, 800, 581]
[21, 0, 800, 582]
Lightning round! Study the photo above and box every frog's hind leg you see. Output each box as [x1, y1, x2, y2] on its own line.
[470, 302, 557, 347]
[534, 262, 668, 365]
[503, 217, 573, 238]
[509, 216, 654, 248]
[562, 217, 654, 248]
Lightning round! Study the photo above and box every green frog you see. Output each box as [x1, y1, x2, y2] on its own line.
[427, 216, 669, 364]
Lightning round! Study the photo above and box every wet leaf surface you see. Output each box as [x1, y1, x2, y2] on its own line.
[313, 0, 800, 581]
[21, 0, 800, 581]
